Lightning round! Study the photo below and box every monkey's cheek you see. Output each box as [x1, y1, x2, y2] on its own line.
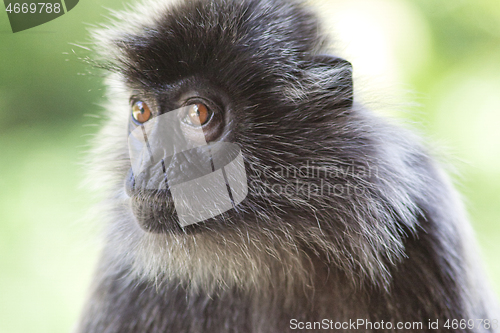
[129, 195, 181, 233]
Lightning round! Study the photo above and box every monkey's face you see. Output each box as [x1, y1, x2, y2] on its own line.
[123, 83, 248, 233]
[90, 0, 402, 290]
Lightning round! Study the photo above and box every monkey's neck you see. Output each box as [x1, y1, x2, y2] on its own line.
[78, 229, 481, 333]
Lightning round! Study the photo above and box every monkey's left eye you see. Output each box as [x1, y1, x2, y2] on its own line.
[131, 100, 152, 124]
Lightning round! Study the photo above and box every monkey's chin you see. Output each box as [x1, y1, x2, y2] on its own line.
[129, 192, 184, 234]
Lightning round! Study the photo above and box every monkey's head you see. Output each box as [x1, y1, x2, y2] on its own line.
[90, 0, 422, 292]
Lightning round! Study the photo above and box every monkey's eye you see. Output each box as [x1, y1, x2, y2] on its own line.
[182, 103, 212, 127]
[131, 100, 152, 124]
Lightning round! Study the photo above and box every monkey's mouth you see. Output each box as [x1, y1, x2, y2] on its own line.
[125, 169, 183, 233]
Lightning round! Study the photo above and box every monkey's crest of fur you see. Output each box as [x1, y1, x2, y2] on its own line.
[86, 1, 486, 315]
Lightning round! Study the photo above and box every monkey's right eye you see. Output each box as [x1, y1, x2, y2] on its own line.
[131, 100, 152, 124]
[183, 103, 212, 127]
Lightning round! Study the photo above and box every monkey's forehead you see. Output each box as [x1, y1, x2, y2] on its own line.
[91, 0, 325, 89]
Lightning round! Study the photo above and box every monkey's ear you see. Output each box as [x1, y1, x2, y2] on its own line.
[310, 54, 353, 109]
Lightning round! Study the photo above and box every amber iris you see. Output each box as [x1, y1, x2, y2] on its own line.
[132, 101, 152, 124]
[186, 103, 210, 126]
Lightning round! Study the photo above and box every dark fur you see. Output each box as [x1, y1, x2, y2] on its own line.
[76, 0, 498, 332]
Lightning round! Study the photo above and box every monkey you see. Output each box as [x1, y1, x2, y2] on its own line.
[76, 0, 499, 332]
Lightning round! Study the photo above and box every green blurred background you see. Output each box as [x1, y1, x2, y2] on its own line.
[0, 0, 499, 332]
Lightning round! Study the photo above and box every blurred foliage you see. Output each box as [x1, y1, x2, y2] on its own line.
[0, 1, 129, 332]
[0, 0, 499, 332]
[403, 0, 500, 297]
